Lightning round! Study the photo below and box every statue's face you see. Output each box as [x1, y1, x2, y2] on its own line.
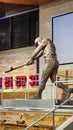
[34, 42, 38, 47]
[34, 37, 42, 47]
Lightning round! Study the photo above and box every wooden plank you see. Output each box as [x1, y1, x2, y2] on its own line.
[0, 0, 54, 5]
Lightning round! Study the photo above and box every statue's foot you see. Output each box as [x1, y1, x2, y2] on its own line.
[66, 88, 72, 99]
[62, 88, 71, 99]
[30, 95, 41, 99]
[33, 95, 41, 99]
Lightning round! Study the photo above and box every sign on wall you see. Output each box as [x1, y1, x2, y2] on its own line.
[0, 74, 39, 89]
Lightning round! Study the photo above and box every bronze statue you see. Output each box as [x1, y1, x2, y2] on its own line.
[27, 37, 71, 99]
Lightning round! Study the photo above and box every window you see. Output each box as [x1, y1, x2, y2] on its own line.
[0, 10, 39, 51]
[52, 12, 73, 64]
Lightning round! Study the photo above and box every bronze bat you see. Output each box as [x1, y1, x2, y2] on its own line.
[5, 63, 27, 73]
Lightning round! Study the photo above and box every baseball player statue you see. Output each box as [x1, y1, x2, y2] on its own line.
[27, 37, 71, 99]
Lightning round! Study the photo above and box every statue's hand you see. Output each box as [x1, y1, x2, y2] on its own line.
[27, 59, 34, 66]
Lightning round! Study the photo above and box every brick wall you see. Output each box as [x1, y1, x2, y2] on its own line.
[0, 47, 36, 76]
[39, 0, 73, 38]
[0, 47, 39, 99]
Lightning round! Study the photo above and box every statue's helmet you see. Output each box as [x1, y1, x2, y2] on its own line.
[34, 37, 42, 47]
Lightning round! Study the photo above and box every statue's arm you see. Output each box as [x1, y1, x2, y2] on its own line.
[35, 50, 43, 59]
[31, 40, 47, 60]
[27, 39, 48, 66]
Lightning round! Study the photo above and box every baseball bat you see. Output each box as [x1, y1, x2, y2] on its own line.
[5, 63, 27, 73]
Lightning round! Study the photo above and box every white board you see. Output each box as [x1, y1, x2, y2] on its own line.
[52, 12, 73, 64]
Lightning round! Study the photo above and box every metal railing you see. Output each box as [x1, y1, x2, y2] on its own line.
[24, 95, 73, 130]
[0, 73, 73, 129]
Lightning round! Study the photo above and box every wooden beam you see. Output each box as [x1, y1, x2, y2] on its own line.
[0, 0, 53, 5]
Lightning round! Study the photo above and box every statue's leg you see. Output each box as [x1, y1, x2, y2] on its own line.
[33, 69, 50, 99]
[36, 75, 49, 99]
[51, 72, 71, 99]
[50, 61, 71, 99]
[57, 82, 71, 99]
[50, 59, 59, 83]
[34, 63, 53, 99]
[34, 62, 55, 99]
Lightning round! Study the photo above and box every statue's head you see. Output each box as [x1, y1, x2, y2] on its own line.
[34, 37, 42, 47]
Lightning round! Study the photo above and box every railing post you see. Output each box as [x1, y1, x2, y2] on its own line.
[55, 75, 58, 104]
[52, 111, 55, 130]
[1, 72, 5, 107]
[52, 83, 55, 107]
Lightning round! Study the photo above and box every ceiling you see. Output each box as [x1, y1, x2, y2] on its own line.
[0, 3, 34, 14]
[0, 0, 54, 5]
[0, 0, 55, 14]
